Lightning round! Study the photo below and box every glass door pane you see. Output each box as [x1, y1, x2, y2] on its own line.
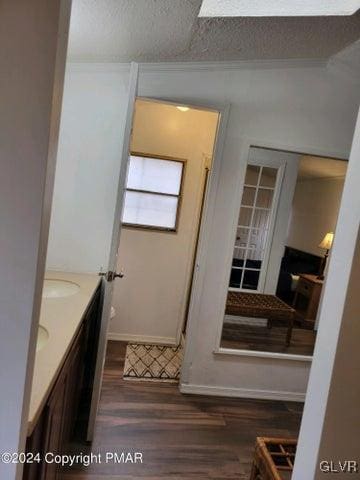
[229, 164, 279, 292]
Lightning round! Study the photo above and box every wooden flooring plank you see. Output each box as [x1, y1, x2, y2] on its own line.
[221, 323, 316, 356]
[63, 341, 302, 479]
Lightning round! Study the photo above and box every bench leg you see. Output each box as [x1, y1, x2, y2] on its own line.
[249, 461, 260, 480]
[286, 315, 294, 346]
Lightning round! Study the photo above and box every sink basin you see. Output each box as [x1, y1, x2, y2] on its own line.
[43, 279, 80, 298]
[36, 326, 49, 352]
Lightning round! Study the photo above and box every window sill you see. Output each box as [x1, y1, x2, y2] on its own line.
[213, 346, 313, 362]
[122, 223, 177, 233]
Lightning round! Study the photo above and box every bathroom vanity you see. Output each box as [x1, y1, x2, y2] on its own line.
[23, 272, 102, 480]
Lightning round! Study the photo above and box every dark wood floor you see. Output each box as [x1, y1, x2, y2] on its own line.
[63, 341, 303, 479]
[221, 323, 316, 356]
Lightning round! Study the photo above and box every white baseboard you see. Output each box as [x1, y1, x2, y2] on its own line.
[107, 332, 177, 346]
[179, 382, 305, 402]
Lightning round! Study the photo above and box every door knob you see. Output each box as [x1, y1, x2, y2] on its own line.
[98, 270, 125, 282]
[113, 271, 125, 279]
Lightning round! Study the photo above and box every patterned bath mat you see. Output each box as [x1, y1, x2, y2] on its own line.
[123, 343, 183, 383]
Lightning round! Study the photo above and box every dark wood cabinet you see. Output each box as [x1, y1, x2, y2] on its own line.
[41, 368, 68, 480]
[23, 285, 102, 480]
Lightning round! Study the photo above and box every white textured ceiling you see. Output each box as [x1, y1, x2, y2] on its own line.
[298, 156, 347, 180]
[68, 0, 360, 62]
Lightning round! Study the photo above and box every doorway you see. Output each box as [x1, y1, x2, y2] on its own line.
[109, 98, 220, 373]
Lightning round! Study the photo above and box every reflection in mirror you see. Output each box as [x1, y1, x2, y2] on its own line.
[220, 147, 347, 356]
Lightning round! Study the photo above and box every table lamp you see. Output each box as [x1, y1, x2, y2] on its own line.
[317, 232, 334, 280]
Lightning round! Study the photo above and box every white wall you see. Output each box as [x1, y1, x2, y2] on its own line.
[110, 100, 218, 344]
[316, 232, 360, 478]
[47, 60, 360, 400]
[287, 176, 345, 255]
[46, 65, 129, 272]
[0, 1, 70, 478]
[293, 110, 360, 480]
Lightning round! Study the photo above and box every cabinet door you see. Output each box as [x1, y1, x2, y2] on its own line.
[77, 290, 102, 438]
[41, 372, 67, 480]
[62, 329, 84, 449]
[23, 411, 47, 480]
[41, 324, 84, 480]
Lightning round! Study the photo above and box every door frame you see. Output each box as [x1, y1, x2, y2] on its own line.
[183, 135, 348, 371]
[143, 100, 230, 347]
[175, 101, 230, 343]
[135, 96, 231, 345]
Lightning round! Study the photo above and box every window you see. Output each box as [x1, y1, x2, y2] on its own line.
[123, 154, 184, 231]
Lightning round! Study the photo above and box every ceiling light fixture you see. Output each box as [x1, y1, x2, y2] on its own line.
[177, 106, 190, 112]
[199, 0, 360, 17]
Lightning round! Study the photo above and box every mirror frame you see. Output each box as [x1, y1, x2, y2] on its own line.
[213, 137, 348, 362]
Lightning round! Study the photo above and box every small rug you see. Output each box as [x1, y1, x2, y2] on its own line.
[123, 343, 183, 383]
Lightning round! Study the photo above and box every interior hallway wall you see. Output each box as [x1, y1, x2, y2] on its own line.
[0, 1, 71, 478]
[110, 100, 218, 344]
[292, 110, 360, 480]
[46, 61, 359, 399]
[315, 229, 360, 478]
[287, 176, 345, 255]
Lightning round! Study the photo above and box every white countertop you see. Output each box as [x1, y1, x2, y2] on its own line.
[28, 271, 101, 435]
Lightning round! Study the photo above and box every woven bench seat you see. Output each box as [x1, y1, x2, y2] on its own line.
[225, 292, 295, 345]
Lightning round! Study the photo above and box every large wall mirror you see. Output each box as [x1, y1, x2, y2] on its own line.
[219, 146, 347, 356]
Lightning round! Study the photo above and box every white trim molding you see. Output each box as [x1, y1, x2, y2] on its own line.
[139, 59, 327, 72]
[107, 332, 177, 346]
[179, 383, 306, 402]
[214, 347, 313, 363]
[66, 58, 327, 75]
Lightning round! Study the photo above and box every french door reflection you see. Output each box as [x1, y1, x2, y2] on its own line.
[219, 147, 343, 357]
[230, 164, 277, 291]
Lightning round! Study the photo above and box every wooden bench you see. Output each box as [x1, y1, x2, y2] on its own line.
[226, 292, 295, 346]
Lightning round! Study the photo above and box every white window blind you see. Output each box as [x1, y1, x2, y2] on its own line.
[123, 155, 184, 230]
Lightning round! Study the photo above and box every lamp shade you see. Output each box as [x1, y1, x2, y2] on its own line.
[319, 232, 334, 250]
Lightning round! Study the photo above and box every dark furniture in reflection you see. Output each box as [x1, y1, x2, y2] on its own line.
[250, 437, 297, 480]
[276, 246, 322, 305]
[226, 292, 295, 346]
[230, 247, 322, 298]
[293, 274, 323, 327]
